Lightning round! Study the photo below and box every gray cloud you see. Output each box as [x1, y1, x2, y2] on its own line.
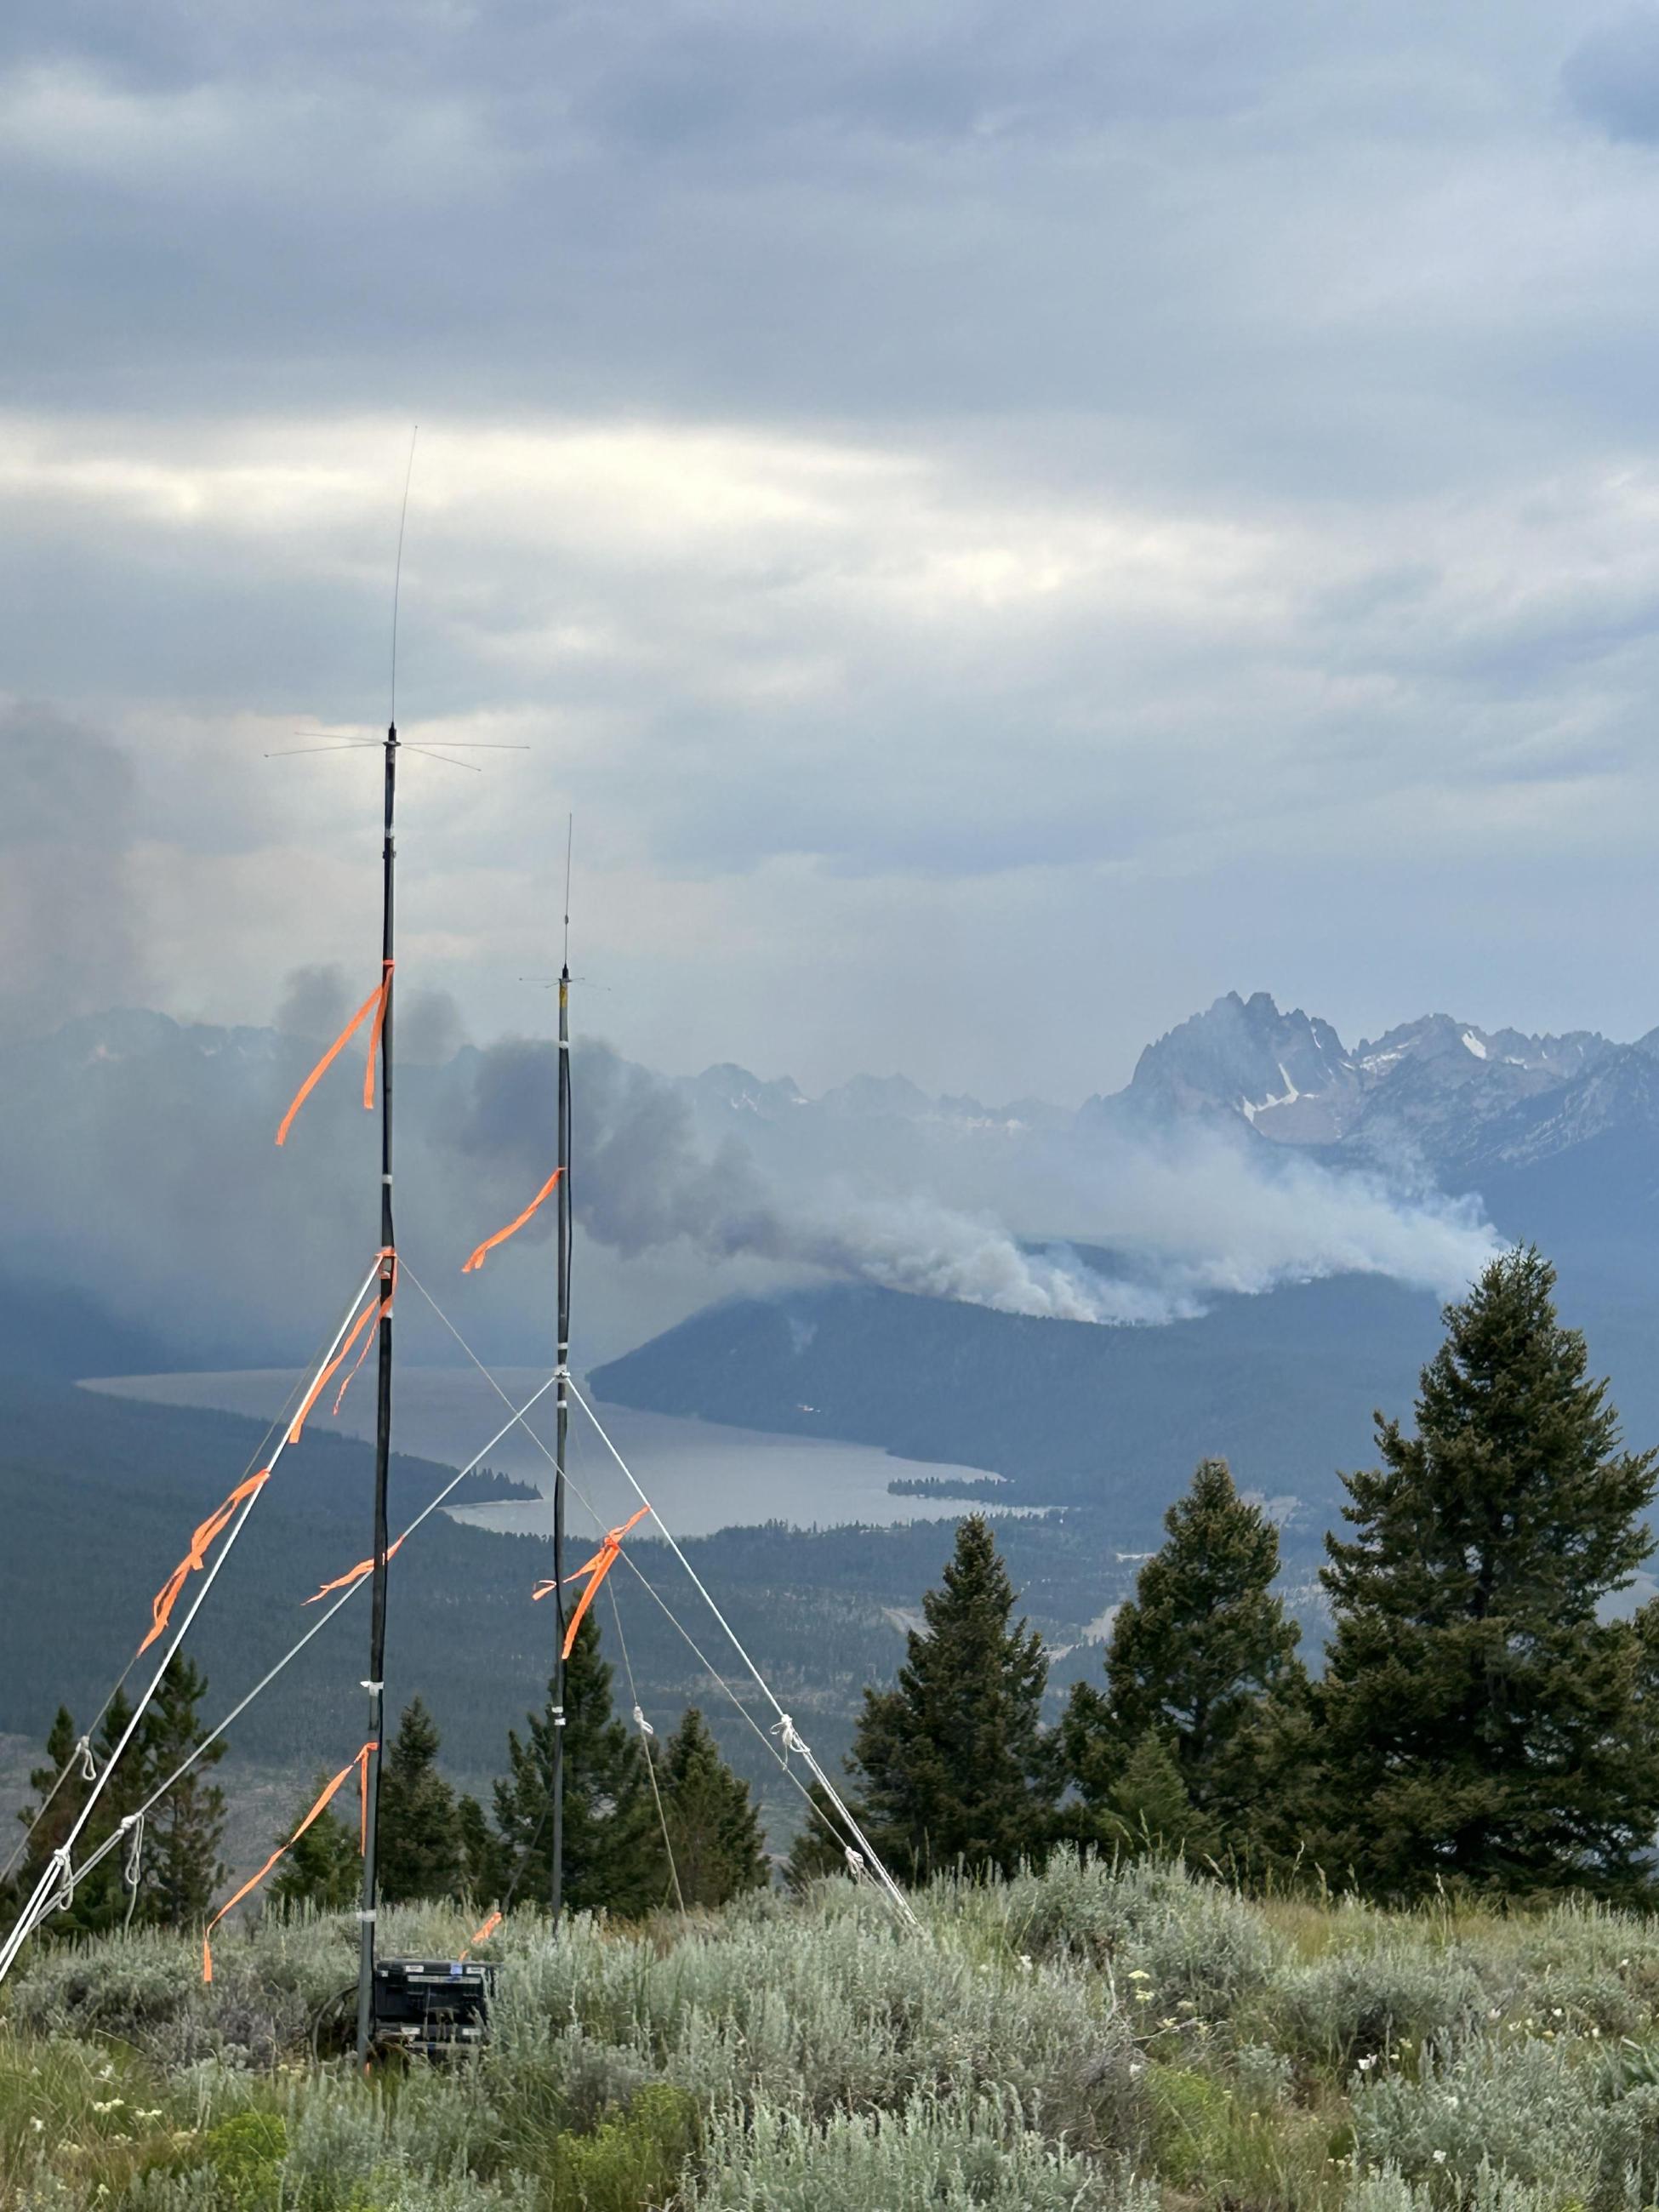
[5, 3, 1659, 1110]
[1563, 10, 1659, 140]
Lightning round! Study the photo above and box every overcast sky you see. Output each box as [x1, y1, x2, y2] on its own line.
[8, 1, 1659, 1102]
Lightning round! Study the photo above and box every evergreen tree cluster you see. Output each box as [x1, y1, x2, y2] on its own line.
[271, 1614, 767, 1920]
[6, 1618, 767, 1941]
[2, 1659, 228, 1938]
[793, 1248, 1659, 1905]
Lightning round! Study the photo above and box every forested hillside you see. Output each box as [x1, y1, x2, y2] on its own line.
[0, 1378, 1145, 1851]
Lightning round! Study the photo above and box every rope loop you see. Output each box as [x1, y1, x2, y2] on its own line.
[770, 1713, 808, 1759]
[77, 1738, 96, 1782]
[122, 1813, 145, 1932]
[631, 1705, 654, 1737]
[46, 1846, 76, 1918]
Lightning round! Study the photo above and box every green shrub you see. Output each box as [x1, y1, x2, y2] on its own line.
[957, 1850, 1282, 2016]
[552, 2082, 697, 2211]
[1274, 1940, 1488, 2074]
[1351, 2036, 1599, 2195]
[193, 2110, 287, 2209]
[1347, 2166, 1567, 2212]
[687, 2089, 1156, 2211]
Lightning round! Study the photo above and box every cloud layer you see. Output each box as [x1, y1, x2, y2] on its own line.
[6, 3, 1659, 1104]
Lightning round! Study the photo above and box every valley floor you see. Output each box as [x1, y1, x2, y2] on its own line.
[3, 1854, 1656, 2209]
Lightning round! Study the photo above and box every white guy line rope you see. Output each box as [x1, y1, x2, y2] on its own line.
[567, 1381, 919, 1929]
[64, 1366, 567, 1901]
[0, 1253, 386, 1985]
[0, 1335, 330, 1889]
[400, 1261, 891, 1890]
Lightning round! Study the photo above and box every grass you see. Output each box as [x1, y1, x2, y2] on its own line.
[5, 1855, 1659, 2209]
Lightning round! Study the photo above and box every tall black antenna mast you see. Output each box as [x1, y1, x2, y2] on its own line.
[550, 818, 573, 1924]
[354, 430, 415, 2065]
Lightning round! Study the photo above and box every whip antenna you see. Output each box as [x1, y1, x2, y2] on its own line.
[390, 425, 418, 727]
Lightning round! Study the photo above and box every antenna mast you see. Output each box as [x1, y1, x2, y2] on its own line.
[550, 822, 573, 1924]
[355, 439, 413, 2065]
[353, 719, 396, 2065]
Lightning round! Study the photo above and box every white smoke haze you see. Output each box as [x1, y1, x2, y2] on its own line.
[0, 998, 1503, 1371]
[456, 1035, 1504, 1331]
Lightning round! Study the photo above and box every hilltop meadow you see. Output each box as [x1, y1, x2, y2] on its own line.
[7, 1857, 1659, 2211]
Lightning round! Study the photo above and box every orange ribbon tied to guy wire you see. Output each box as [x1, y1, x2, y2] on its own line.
[461, 1909, 502, 1958]
[287, 1257, 396, 1445]
[304, 1533, 406, 1605]
[462, 1165, 563, 1274]
[275, 961, 393, 1146]
[202, 1745, 372, 1983]
[140, 1469, 271, 1656]
[533, 1505, 652, 1658]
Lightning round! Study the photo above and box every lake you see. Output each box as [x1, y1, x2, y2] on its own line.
[80, 1367, 1016, 1537]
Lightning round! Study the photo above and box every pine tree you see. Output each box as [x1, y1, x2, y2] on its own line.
[1313, 1246, 1659, 1901]
[377, 1698, 464, 1904]
[493, 1614, 665, 1916]
[847, 1514, 1055, 1881]
[3, 1707, 88, 1931]
[783, 1779, 852, 1891]
[134, 1659, 226, 1929]
[6, 1698, 154, 1940]
[1098, 1732, 1220, 1862]
[455, 1794, 504, 1904]
[658, 1708, 768, 1907]
[1063, 1458, 1304, 1844]
[268, 1774, 361, 1913]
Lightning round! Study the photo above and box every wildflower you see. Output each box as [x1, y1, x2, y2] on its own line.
[1355, 2055, 1377, 2071]
[1135, 1988, 1154, 2003]
[29, 2118, 43, 2134]
[1126, 1968, 1151, 1980]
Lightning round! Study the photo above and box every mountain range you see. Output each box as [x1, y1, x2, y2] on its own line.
[681, 987, 1659, 1207]
[7, 987, 1659, 1553]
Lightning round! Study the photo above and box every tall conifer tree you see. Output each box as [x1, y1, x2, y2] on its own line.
[493, 1613, 664, 1915]
[1063, 1457, 1304, 1842]
[377, 1697, 464, 1904]
[847, 1514, 1054, 1881]
[268, 1776, 361, 1913]
[1313, 1247, 1659, 1901]
[658, 1708, 768, 1907]
[134, 1659, 226, 1927]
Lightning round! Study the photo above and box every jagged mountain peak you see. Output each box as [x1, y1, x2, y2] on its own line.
[1124, 990, 1357, 1142]
[686, 1063, 807, 1120]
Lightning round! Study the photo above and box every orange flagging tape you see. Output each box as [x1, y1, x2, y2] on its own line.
[202, 1744, 371, 1982]
[139, 1470, 271, 1656]
[462, 1166, 563, 1274]
[287, 1257, 396, 1444]
[533, 1505, 652, 1658]
[461, 1908, 502, 1958]
[275, 962, 393, 1146]
[304, 1534, 406, 1606]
